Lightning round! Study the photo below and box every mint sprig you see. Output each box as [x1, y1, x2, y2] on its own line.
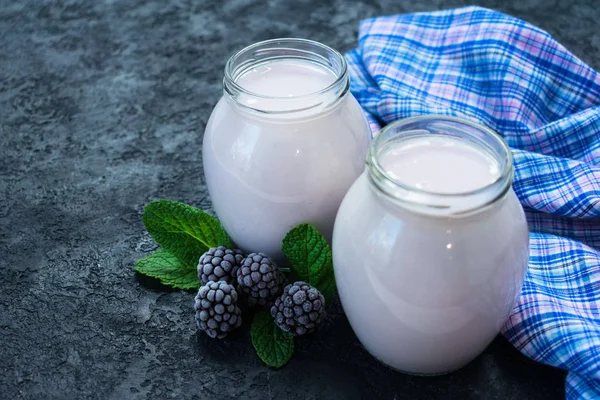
[281, 223, 336, 300]
[251, 310, 294, 368]
[251, 223, 336, 368]
[143, 200, 231, 267]
[134, 200, 231, 290]
[135, 249, 199, 290]
[134, 199, 337, 369]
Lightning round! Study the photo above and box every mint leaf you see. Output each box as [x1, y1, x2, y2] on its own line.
[142, 200, 232, 267]
[281, 224, 336, 299]
[251, 310, 294, 368]
[134, 249, 199, 290]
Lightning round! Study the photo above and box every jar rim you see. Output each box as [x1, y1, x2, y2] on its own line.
[367, 115, 515, 214]
[223, 38, 349, 115]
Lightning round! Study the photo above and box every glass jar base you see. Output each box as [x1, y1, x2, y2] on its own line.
[372, 355, 469, 377]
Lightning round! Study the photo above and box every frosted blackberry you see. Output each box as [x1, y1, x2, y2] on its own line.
[236, 252, 286, 307]
[197, 246, 244, 285]
[194, 281, 242, 339]
[270, 281, 325, 336]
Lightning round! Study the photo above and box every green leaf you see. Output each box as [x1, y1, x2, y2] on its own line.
[142, 200, 232, 267]
[134, 249, 200, 290]
[251, 310, 294, 368]
[281, 224, 336, 299]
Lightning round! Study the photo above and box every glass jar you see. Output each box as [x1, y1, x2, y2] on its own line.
[203, 39, 371, 262]
[332, 115, 529, 375]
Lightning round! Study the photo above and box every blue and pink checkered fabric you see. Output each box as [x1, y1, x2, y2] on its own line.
[345, 6, 600, 399]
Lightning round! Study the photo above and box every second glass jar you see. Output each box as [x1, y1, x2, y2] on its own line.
[203, 38, 371, 261]
[332, 115, 529, 375]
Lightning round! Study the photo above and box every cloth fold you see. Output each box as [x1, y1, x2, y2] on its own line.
[345, 6, 600, 399]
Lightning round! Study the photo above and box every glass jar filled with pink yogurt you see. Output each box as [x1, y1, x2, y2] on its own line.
[203, 39, 371, 262]
[332, 115, 529, 375]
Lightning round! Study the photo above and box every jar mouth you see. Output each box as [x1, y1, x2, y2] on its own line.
[367, 115, 514, 214]
[223, 38, 349, 114]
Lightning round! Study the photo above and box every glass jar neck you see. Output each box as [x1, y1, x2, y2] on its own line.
[223, 38, 349, 117]
[367, 115, 514, 216]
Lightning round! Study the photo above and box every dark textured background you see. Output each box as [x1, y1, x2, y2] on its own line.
[2, 0, 598, 398]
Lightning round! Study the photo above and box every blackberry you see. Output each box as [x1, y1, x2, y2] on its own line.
[236, 252, 286, 307]
[270, 281, 325, 336]
[194, 281, 242, 339]
[197, 246, 244, 285]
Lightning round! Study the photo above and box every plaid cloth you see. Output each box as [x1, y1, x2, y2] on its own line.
[345, 6, 600, 399]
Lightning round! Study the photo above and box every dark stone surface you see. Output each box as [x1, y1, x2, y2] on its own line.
[2, 0, 598, 398]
